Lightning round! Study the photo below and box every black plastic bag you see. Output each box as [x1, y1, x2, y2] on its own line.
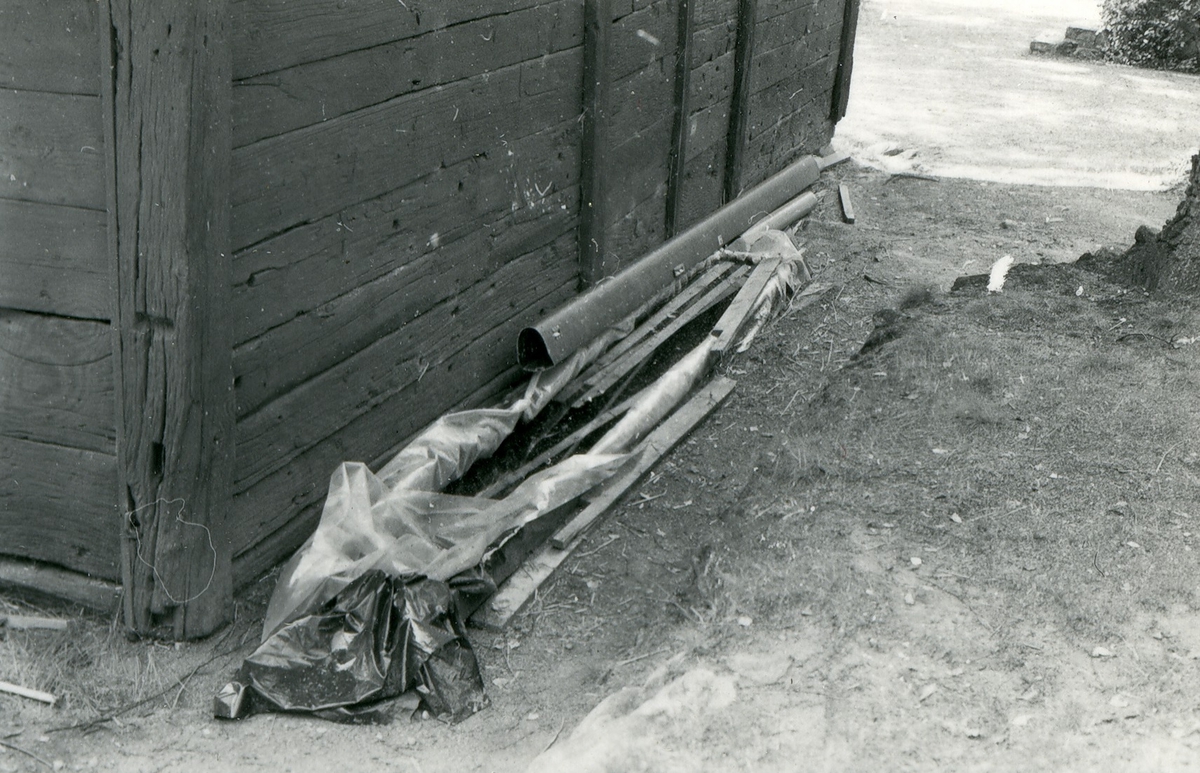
[214, 570, 489, 724]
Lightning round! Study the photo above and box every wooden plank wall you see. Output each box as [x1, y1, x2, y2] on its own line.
[227, 0, 587, 582]
[0, 0, 120, 580]
[738, 0, 846, 190]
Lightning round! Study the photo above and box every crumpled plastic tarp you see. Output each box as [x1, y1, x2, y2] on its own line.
[215, 330, 629, 724]
[214, 570, 489, 724]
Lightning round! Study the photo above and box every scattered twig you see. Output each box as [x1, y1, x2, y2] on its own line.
[616, 647, 671, 668]
[1117, 331, 1174, 346]
[0, 680, 57, 706]
[0, 738, 53, 770]
[574, 535, 620, 560]
[48, 628, 246, 735]
[540, 719, 567, 755]
[0, 614, 71, 631]
[885, 172, 940, 183]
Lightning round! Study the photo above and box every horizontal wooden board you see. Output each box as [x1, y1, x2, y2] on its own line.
[0, 310, 114, 453]
[0, 555, 121, 612]
[605, 186, 669, 271]
[233, 229, 578, 492]
[693, 0, 737, 27]
[231, 117, 581, 348]
[0, 199, 110, 319]
[0, 435, 119, 579]
[748, 21, 843, 96]
[0, 0, 99, 95]
[231, 52, 582, 248]
[743, 92, 834, 188]
[232, 0, 553, 79]
[0, 90, 105, 209]
[232, 1, 583, 146]
[229, 246, 579, 554]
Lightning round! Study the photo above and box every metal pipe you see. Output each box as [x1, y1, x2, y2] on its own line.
[517, 154, 821, 369]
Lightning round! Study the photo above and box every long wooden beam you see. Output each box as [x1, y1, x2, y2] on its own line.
[831, 0, 862, 121]
[665, 0, 694, 237]
[102, 1, 235, 639]
[579, 0, 613, 287]
[724, 0, 758, 202]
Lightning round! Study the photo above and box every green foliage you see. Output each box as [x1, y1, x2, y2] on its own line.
[1102, 0, 1200, 72]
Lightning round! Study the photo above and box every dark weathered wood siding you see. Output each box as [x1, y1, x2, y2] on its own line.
[0, 0, 120, 580]
[1, 0, 855, 616]
[226, 0, 586, 581]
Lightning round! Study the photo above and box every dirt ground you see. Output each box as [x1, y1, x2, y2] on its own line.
[5, 3, 1200, 772]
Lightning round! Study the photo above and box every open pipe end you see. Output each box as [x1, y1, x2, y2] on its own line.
[517, 327, 553, 371]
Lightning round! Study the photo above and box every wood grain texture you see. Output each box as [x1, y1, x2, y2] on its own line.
[231, 117, 580, 352]
[232, 0, 551, 79]
[0, 555, 121, 612]
[233, 230, 578, 495]
[832, 0, 862, 121]
[0, 435, 118, 579]
[232, 0, 583, 147]
[667, 0, 692, 237]
[231, 50, 581, 249]
[579, 0, 613, 286]
[229, 258, 578, 562]
[0, 89, 105, 209]
[723, 0, 757, 202]
[0, 200, 110, 319]
[106, 0, 235, 638]
[0, 0, 99, 95]
[0, 310, 114, 454]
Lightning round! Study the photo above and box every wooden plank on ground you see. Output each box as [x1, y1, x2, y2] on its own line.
[0, 89, 104, 209]
[559, 261, 734, 405]
[838, 183, 856, 224]
[554, 375, 735, 548]
[106, 0, 235, 638]
[711, 257, 782, 357]
[0, 435, 119, 579]
[0, 0, 99, 95]
[475, 376, 736, 628]
[0, 310, 115, 454]
[572, 265, 748, 408]
[579, 0, 613, 285]
[0, 556, 121, 614]
[0, 200, 110, 319]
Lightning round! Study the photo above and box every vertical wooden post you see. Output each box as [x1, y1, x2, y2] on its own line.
[101, 1, 235, 639]
[724, 0, 758, 203]
[579, 0, 613, 287]
[665, 0, 694, 237]
[831, 0, 862, 122]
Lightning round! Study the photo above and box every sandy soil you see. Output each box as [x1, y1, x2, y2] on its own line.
[4, 3, 1200, 772]
[836, 0, 1200, 190]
